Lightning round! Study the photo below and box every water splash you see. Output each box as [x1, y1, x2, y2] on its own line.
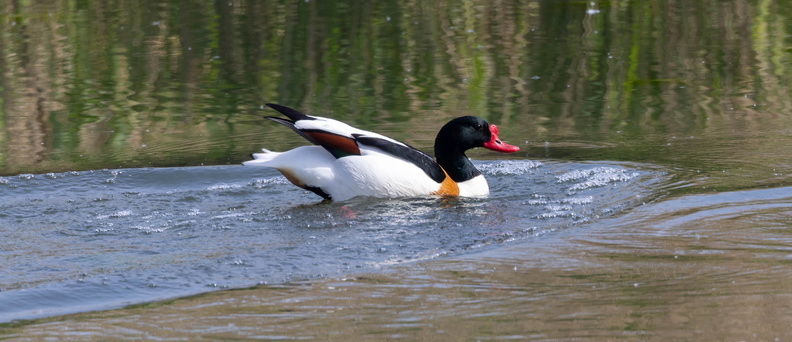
[478, 160, 543, 175]
[557, 166, 640, 193]
[0, 161, 663, 321]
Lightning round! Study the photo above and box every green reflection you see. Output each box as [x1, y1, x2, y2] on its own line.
[1, 0, 791, 193]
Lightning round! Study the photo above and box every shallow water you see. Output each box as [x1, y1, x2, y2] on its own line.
[2, 0, 792, 340]
[4, 185, 790, 341]
[0, 160, 662, 322]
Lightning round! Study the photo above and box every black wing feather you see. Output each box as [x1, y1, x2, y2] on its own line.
[264, 116, 320, 145]
[265, 103, 316, 122]
[353, 134, 446, 183]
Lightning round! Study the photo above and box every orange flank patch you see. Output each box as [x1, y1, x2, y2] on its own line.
[432, 169, 460, 197]
[278, 168, 307, 189]
[306, 131, 361, 157]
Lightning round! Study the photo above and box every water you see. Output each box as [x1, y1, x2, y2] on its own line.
[0, 160, 662, 322]
[2, 0, 792, 340]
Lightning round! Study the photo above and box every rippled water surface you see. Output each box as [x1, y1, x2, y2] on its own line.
[0, 160, 662, 322]
[3, 0, 792, 340]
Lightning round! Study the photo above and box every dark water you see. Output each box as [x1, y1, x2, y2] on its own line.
[2, 0, 792, 340]
[0, 160, 662, 321]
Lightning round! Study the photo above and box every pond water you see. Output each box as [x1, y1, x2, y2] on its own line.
[0, 160, 661, 322]
[2, 0, 792, 340]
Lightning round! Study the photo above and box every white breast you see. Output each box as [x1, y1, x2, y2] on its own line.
[456, 175, 489, 197]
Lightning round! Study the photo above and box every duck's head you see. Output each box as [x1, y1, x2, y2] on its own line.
[435, 116, 520, 154]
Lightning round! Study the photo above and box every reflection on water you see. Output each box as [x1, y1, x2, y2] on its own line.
[1, 0, 791, 191]
[2, 0, 792, 340]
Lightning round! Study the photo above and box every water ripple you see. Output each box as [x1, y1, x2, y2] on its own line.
[0, 161, 664, 322]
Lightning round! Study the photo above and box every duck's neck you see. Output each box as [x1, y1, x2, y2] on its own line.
[434, 145, 481, 182]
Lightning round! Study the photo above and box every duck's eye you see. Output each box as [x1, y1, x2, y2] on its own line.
[474, 123, 483, 131]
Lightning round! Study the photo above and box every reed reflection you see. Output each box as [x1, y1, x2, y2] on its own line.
[0, 0, 790, 182]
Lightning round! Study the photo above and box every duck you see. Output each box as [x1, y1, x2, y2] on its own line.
[244, 104, 520, 201]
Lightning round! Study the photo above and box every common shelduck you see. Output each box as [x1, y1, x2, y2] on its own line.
[244, 104, 520, 201]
